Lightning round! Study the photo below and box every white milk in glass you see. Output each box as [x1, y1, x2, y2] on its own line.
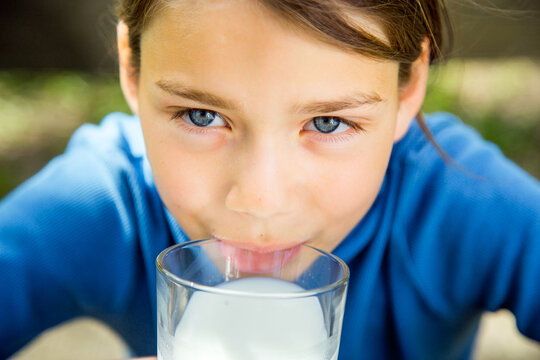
[163, 277, 338, 360]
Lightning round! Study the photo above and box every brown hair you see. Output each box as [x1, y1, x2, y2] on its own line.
[116, 0, 452, 82]
[117, 0, 453, 153]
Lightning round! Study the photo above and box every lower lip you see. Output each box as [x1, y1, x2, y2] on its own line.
[218, 241, 302, 273]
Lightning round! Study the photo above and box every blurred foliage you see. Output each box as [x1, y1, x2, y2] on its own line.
[423, 59, 540, 178]
[0, 71, 130, 198]
[0, 59, 539, 199]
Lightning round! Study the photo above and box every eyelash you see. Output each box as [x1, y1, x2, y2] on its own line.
[170, 108, 226, 135]
[170, 108, 366, 139]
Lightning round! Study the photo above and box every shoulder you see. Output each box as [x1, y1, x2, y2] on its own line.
[0, 113, 153, 318]
[392, 112, 539, 210]
[53, 112, 153, 200]
[391, 112, 539, 238]
[66, 111, 146, 161]
[395, 112, 512, 171]
[29, 112, 151, 205]
[1, 112, 152, 235]
[387, 112, 539, 313]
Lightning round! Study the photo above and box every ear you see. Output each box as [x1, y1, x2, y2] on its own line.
[117, 21, 139, 115]
[394, 38, 430, 141]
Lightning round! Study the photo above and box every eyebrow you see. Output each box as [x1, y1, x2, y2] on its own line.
[156, 80, 384, 114]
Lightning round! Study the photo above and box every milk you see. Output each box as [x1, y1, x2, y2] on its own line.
[165, 277, 337, 360]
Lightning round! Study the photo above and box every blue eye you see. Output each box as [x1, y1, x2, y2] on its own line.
[305, 116, 351, 134]
[188, 109, 217, 127]
[184, 109, 227, 127]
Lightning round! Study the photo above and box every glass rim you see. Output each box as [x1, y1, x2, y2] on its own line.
[156, 238, 349, 299]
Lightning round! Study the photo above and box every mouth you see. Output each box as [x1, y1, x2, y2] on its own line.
[216, 238, 303, 273]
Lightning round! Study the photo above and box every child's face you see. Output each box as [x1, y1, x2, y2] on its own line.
[120, 0, 426, 259]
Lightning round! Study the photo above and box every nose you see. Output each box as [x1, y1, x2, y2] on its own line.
[225, 138, 296, 219]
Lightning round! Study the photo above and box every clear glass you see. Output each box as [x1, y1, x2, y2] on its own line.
[156, 238, 349, 360]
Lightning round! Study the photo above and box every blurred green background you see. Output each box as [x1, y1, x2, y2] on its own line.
[1, 58, 539, 199]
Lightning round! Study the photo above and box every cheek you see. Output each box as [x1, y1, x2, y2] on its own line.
[139, 107, 225, 217]
[315, 156, 387, 219]
[311, 125, 394, 224]
[153, 154, 214, 212]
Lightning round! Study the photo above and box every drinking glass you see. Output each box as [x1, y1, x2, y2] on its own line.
[156, 238, 349, 360]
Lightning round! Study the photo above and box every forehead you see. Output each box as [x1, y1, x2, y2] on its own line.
[144, 0, 388, 51]
[140, 0, 397, 104]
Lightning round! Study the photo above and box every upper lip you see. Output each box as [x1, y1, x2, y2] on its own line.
[213, 236, 307, 253]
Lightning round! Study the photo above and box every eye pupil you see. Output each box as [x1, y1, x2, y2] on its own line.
[189, 109, 216, 127]
[313, 116, 340, 133]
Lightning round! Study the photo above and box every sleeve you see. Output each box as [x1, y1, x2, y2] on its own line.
[0, 136, 142, 357]
[465, 172, 540, 339]
[393, 114, 540, 341]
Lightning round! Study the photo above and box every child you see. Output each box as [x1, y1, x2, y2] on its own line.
[1, 0, 539, 358]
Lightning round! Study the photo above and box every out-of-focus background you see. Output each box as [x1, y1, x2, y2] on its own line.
[1, 0, 539, 359]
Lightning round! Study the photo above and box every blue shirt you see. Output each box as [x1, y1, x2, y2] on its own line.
[1, 112, 539, 359]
